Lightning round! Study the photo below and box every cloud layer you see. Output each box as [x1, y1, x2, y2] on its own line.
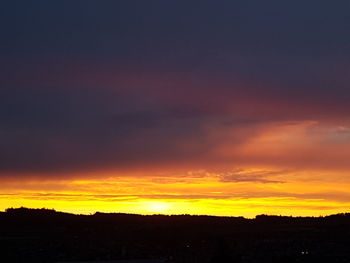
[1, 2, 350, 191]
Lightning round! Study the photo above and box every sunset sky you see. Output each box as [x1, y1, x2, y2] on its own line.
[1, 1, 350, 217]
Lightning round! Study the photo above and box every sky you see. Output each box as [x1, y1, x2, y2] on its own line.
[1, 1, 350, 217]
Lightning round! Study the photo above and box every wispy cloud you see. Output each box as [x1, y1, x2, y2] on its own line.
[218, 169, 286, 184]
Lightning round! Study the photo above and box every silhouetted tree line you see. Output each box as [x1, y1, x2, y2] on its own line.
[1, 207, 350, 263]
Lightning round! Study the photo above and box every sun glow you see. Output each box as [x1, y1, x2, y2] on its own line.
[143, 201, 172, 214]
[1, 169, 350, 218]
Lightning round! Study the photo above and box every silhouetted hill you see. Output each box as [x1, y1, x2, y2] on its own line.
[1, 208, 350, 263]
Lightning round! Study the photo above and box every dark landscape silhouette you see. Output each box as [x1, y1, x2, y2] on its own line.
[0, 208, 349, 263]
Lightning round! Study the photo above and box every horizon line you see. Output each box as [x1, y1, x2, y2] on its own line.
[3, 206, 350, 220]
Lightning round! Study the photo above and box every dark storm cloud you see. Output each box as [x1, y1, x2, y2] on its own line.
[0, 87, 217, 174]
[2, 1, 350, 59]
[1, 1, 350, 175]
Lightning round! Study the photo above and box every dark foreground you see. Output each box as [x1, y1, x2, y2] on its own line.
[0, 208, 349, 263]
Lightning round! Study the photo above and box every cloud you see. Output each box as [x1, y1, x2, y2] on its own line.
[1, 1, 350, 177]
[218, 169, 285, 184]
[3, 190, 350, 204]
